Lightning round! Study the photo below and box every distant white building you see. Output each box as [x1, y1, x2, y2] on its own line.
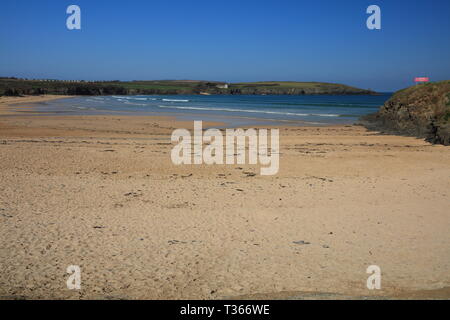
[216, 83, 229, 89]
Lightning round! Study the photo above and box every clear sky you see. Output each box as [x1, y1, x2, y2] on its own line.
[1, 0, 449, 91]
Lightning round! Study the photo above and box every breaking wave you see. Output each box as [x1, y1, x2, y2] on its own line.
[157, 105, 340, 117]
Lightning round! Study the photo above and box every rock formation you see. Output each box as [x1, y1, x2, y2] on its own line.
[360, 81, 450, 145]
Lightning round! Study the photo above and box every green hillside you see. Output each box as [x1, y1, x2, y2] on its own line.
[229, 81, 374, 95]
[0, 78, 376, 96]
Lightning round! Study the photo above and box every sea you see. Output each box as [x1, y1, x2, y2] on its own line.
[30, 94, 392, 127]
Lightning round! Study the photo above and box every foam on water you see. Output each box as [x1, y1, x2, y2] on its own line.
[157, 105, 339, 117]
[162, 99, 190, 102]
[38, 94, 392, 126]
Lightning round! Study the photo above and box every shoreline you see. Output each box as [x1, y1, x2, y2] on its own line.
[0, 95, 449, 300]
[0, 94, 379, 128]
[0, 95, 75, 115]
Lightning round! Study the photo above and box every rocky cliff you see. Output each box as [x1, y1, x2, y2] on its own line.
[360, 81, 450, 145]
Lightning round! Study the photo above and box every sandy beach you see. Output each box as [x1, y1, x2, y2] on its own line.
[0, 96, 449, 300]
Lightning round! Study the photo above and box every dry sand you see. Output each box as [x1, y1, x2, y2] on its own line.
[0, 96, 449, 300]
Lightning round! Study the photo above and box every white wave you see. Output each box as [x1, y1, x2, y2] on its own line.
[313, 113, 339, 117]
[162, 99, 190, 102]
[112, 96, 138, 100]
[112, 96, 158, 102]
[157, 105, 339, 117]
[86, 98, 105, 103]
[124, 101, 146, 106]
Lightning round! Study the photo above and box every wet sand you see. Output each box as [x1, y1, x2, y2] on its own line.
[0, 95, 74, 115]
[0, 96, 449, 300]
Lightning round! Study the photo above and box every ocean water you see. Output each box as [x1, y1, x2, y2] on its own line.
[32, 94, 391, 127]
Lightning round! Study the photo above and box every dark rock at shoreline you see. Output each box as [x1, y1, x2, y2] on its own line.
[359, 81, 450, 146]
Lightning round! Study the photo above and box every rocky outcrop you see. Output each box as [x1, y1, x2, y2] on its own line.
[360, 81, 450, 145]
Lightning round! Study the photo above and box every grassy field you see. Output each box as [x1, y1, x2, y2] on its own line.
[0, 78, 376, 96]
[230, 81, 370, 92]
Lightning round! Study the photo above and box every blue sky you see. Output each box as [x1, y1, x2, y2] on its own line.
[0, 0, 449, 91]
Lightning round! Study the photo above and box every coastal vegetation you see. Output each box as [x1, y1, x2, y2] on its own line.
[0, 78, 376, 96]
[361, 80, 450, 145]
